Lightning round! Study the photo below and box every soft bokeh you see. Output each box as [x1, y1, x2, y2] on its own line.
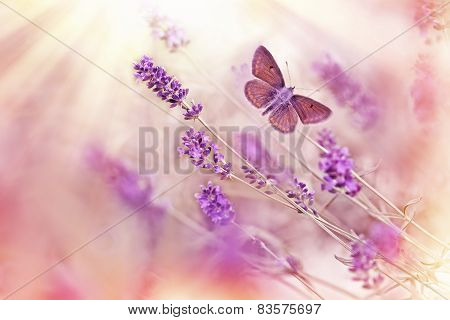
[0, 0, 449, 299]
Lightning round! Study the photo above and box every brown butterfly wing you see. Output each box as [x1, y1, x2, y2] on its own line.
[268, 101, 298, 133]
[252, 46, 285, 88]
[244, 79, 277, 108]
[290, 95, 332, 124]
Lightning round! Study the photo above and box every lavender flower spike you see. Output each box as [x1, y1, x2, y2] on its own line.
[349, 237, 383, 289]
[148, 11, 189, 52]
[133, 55, 189, 107]
[183, 102, 203, 120]
[286, 177, 315, 213]
[178, 128, 231, 179]
[312, 54, 378, 129]
[195, 181, 236, 225]
[317, 129, 361, 197]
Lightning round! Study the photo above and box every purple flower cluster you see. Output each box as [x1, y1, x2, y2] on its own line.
[286, 178, 315, 213]
[163, 26, 189, 52]
[414, 0, 447, 44]
[133, 55, 189, 107]
[369, 222, 401, 260]
[178, 128, 231, 179]
[312, 54, 378, 129]
[317, 129, 361, 197]
[195, 181, 236, 225]
[349, 237, 383, 289]
[241, 165, 269, 190]
[148, 11, 189, 52]
[183, 102, 203, 120]
[85, 146, 153, 207]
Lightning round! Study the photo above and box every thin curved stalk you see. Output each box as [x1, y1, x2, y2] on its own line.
[230, 173, 296, 210]
[231, 221, 325, 300]
[169, 207, 314, 298]
[303, 272, 361, 299]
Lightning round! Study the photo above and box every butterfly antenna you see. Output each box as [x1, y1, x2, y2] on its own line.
[285, 61, 292, 87]
[285, 61, 314, 91]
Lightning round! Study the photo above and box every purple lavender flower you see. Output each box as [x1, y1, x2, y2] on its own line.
[369, 222, 401, 260]
[286, 178, 315, 213]
[317, 129, 361, 197]
[312, 54, 378, 129]
[178, 128, 231, 179]
[349, 237, 383, 289]
[148, 11, 189, 52]
[85, 146, 153, 207]
[85, 145, 166, 247]
[183, 102, 203, 120]
[195, 181, 235, 225]
[313, 55, 359, 104]
[241, 165, 270, 189]
[414, 0, 447, 42]
[164, 25, 189, 51]
[133, 55, 189, 107]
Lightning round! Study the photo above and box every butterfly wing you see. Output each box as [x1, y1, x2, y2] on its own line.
[252, 46, 285, 88]
[244, 79, 277, 108]
[268, 101, 298, 133]
[290, 95, 332, 124]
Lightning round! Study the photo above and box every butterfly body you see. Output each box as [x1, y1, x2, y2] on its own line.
[245, 46, 332, 133]
[261, 86, 294, 116]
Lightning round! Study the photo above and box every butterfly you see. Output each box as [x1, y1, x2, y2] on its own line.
[245, 46, 332, 133]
